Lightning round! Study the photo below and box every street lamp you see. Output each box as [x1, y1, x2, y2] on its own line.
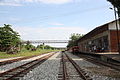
[110, 7, 120, 53]
[108, 0, 120, 53]
[108, 0, 120, 27]
[108, 0, 120, 10]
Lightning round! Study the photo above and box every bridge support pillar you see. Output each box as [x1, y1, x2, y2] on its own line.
[42, 43, 45, 50]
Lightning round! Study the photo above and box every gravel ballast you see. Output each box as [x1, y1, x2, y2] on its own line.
[65, 52, 120, 80]
[0, 52, 52, 73]
[2, 51, 119, 80]
[20, 52, 61, 80]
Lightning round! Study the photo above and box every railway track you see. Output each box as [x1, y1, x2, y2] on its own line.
[0, 52, 51, 66]
[78, 54, 120, 71]
[0, 52, 55, 80]
[58, 52, 92, 80]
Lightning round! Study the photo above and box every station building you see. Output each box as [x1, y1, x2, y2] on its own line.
[77, 20, 120, 53]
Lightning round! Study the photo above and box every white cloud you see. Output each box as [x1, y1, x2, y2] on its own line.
[23, 0, 73, 4]
[37, 0, 73, 4]
[0, 2, 22, 6]
[0, 0, 81, 6]
[12, 26, 86, 47]
[12, 26, 86, 40]
[0, 0, 22, 6]
[13, 27, 87, 47]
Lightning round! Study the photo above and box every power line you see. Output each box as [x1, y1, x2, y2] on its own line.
[6, 5, 112, 24]
[37, 5, 111, 19]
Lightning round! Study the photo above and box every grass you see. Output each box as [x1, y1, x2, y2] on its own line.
[0, 49, 60, 59]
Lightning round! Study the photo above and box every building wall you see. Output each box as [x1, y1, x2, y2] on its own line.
[108, 21, 120, 30]
[78, 31, 109, 53]
[108, 21, 120, 52]
[109, 30, 120, 52]
[78, 21, 120, 53]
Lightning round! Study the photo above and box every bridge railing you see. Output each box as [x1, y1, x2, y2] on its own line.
[21, 40, 70, 44]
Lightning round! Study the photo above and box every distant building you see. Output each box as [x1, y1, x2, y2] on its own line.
[77, 20, 120, 53]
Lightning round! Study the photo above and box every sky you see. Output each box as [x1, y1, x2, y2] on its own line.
[0, 0, 115, 47]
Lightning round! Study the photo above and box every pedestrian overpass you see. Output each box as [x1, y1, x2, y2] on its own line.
[22, 40, 69, 44]
[21, 40, 69, 49]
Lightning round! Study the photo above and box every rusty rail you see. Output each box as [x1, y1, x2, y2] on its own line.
[64, 53, 92, 80]
[0, 52, 51, 66]
[62, 53, 68, 80]
[0, 53, 55, 80]
[58, 52, 92, 80]
[80, 55, 120, 71]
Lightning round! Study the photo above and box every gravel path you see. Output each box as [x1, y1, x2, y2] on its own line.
[65, 52, 120, 80]
[20, 52, 61, 80]
[0, 52, 53, 73]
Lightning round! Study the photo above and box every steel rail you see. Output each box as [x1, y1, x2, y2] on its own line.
[81, 55, 120, 71]
[62, 53, 68, 80]
[0, 55, 38, 66]
[0, 52, 51, 66]
[0, 53, 55, 80]
[64, 53, 92, 80]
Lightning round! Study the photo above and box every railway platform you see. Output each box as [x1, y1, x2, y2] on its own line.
[97, 52, 120, 62]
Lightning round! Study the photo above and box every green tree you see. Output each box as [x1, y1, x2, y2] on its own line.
[67, 33, 83, 48]
[44, 45, 52, 49]
[0, 24, 21, 53]
[25, 41, 35, 51]
[37, 44, 53, 50]
[70, 33, 83, 41]
[37, 44, 44, 49]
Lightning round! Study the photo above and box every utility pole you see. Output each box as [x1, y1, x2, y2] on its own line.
[108, 0, 120, 53]
[113, 6, 119, 52]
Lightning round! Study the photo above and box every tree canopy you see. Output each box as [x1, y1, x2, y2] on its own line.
[0, 24, 21, 53]
[70, 33, 83, 41]
[67, 33, 84, 48]
[107, 0, 120, 17]
[37, 44, 54, 50]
